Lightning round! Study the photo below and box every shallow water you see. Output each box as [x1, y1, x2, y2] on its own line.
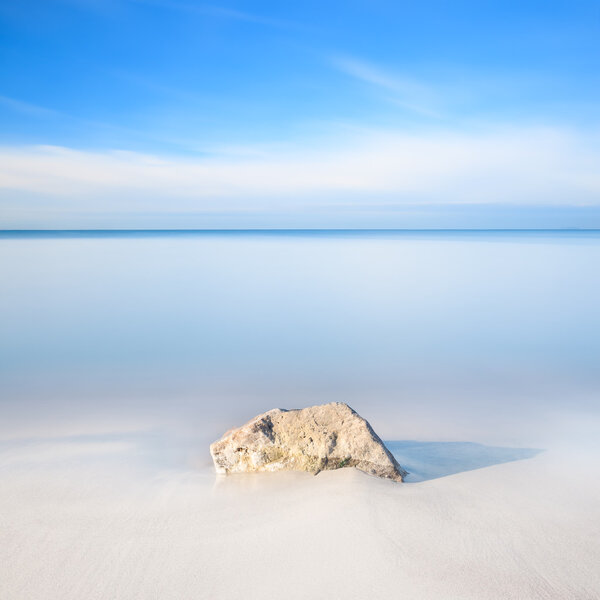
[1, 230, 599, 448]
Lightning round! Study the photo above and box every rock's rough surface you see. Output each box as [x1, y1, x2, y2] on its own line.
[210, 402, 407, 482]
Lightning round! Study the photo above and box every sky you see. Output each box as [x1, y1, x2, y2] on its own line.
[0, 0, 599, 229]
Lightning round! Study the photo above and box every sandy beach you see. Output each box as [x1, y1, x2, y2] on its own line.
[2, 411, 599, 600]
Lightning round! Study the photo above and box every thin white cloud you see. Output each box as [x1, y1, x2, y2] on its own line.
[332, 57, 443, 118]
[0, 95, 60, 118]
[1, 126, 599, 223]
[128, 0, 302, 29]
[0, 92, 198, 150]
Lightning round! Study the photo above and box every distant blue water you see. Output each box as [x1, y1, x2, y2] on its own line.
[1, 230, 599, 445]
[2, 228, 600, 239]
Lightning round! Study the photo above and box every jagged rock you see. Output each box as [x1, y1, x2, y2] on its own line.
[210, 402, 407, 482]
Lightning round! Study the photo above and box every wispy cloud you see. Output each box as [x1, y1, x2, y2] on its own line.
[128, 0, 302, 29]
[0, 92, 207, 151]
[1, 126, 599, 221]
[0, 95, 60, 119]
[331, 57, 443, 118]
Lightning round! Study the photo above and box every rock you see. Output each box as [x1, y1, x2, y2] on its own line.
[210, 402, 407, 482]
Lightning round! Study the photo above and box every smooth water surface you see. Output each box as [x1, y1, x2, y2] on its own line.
[1, 230, 599, 448]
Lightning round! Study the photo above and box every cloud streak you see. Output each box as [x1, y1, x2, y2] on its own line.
[332, 57, 444, 118]
[0, 95, 60, 119]
[128, 0, 302, 30]
[1, 124, 599, 228]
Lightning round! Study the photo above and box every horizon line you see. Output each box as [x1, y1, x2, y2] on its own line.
[1, 228, 600, 233]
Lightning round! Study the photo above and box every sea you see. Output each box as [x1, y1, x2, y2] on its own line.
[1, 230, 599, 452]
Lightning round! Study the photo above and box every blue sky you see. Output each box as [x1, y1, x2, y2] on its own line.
[1, 0, 599, 228]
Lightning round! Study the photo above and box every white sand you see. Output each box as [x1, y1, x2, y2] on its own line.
[1, 422, 599, 600]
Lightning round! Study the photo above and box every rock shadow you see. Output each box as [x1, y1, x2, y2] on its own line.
[385, 440, 543, 482]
